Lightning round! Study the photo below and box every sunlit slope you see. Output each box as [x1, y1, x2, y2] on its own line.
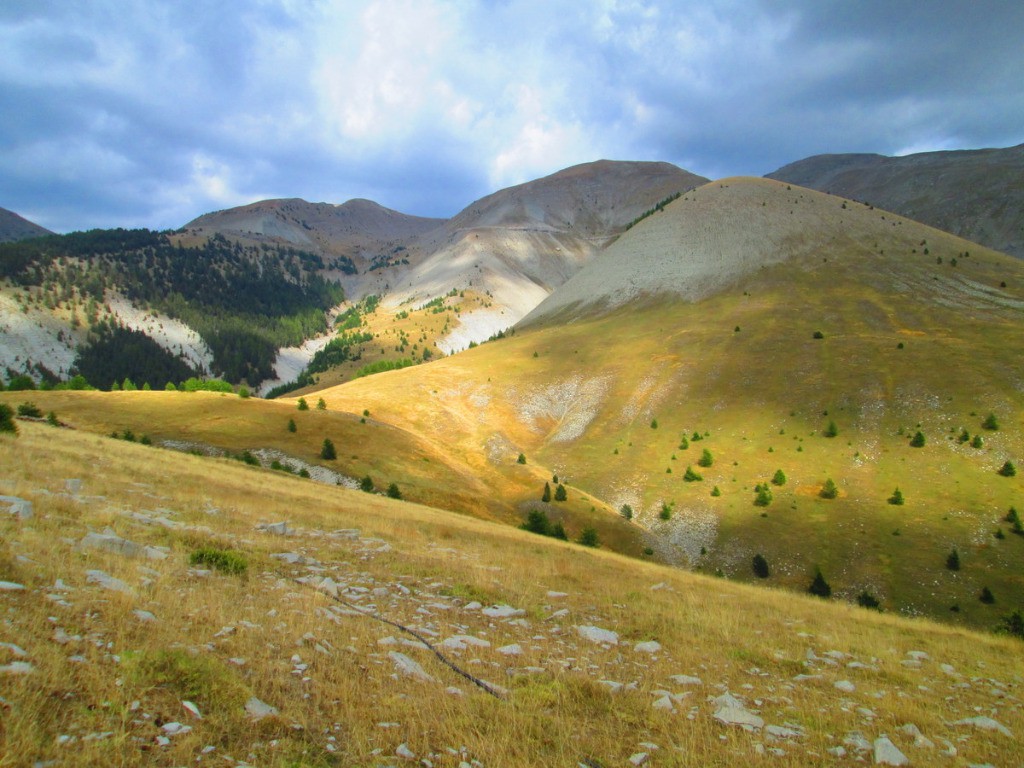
[313, 179, 1024, 627]
[1, 422, 1021, 767]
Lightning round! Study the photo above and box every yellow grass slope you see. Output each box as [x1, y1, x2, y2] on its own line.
[1, 423, 1021, 766]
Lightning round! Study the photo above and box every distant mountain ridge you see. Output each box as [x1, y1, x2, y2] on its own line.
[766, 144, 1024, 257]
[0, 206, 52, 242]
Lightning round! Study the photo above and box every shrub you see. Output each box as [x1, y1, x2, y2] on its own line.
[165, 382, 177, 391]
[619, 504, 633, 521]
[298, 468, 310, 478]
[679, 436, 689, 450]
[550, 522, 568, 541]
[659, 502, 673, 521]
[577, 527, 600, 548]
[554, 483, 567, 502]
[998, 460, 1016, 477]
[971, 435, 984, 449]
[320, 438, 336, 460]
[819, 479, 838, 499]
[0, 404, 17, 435]
[807, 569, 832, 598]
[754, 486, 773, 507]
[771, 469, 786, 486]
[297, 397, 309, 411]
[240, 450, 259, 466]
[386, 482, 402, 499]
[16, 402, 42, 418]
[316, 397, 326, 410]
[998, 610, 1024, 639]
[46, 411, 59, 426]
[238, 386, 250, 399]
[752, 554, 769, 578]
[910, 431, 925, 448]
[823, 420, 838, 438]
[979, 586, 995, 604]
[650, 418, 658, 429]
[957, 428, 970, 443]
[287, 418, 297, 433]
[856, 590, 881, 610]
[517, 453, 526, 465]
[683, 466, 703, 482]
[887, 488, 904, 505]
[360, 475, 374, 493]
[541, 482, 551, 502]
[710, 485, 721, 497]
[698, 448, 714, 468]
[982, 413, 999, 431]
[946, 548, 961, 571]
[812, 330, 824, 339]
[189, 548, 248, 575]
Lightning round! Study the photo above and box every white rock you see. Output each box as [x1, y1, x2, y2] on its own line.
[182, 700, 202, 719]
[0, 581, 25, 591]
[270, 552, 302, 564]
[396, 743, 416, 759]
[133, 609, 157, 623]
[576, 625, 618, 645]
[669, 674, 702, 686]
[0, 495, 33, 520]
[652, 695, 675, 711]
[714, 706, 764, 732]
[245, 696, 279, 721]
[766, 724, 804, 740]
[482, 605, 524, 618]
[65, 479, 82, 494]
[898, 723, 934, 749]
[78, 531, 167, 560]
[0, 661, 34, 675]
[873, 735, 908, 766]
[834, 680, 856, 693]
[629, 752, 649, 766]
[262, 521, 290, 535]
[711, 693, 745, 709]
[497, 644, 522, 656]
[463, 601, 482, 610]
[597, 680, 623, 693]
[316, 577, 340, 598]
[546, 591, 568, 598]
[389, 651, 435, 682]
[161, 722, 191, 736]
[940, 663, 958, 676]
[0, 642, 27, 657]
[85, 569, 134, 594]
[951, 716, 1012, 737]
[634, 641, 661, 654]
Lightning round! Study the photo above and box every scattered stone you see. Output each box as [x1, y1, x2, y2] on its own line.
[834, 680, 856, 693]
[396, 743, 416, 760]
[669, 674, 702, 686]
[260, 521, 290, 535]
[898, 723, 934, 748]
[161, 722, 191, 736]
[85, 569, 134, 594]
[576, 625, 619, 645]
[78, 531, 168, 560]
[546, 591, 568, 598]
[634, 641, 661, 654]
[951, 716, 1012, 737]
[906, 651, 929, 661]
[0, 661, 34, 675]
[940, 663, 958, 677]
[597, 680, 623, 693]
[0, 581, 25, 591]
[497, 644, 522, 656]
[713, 706, 764, 732]
[317, 577, 340, 598]
[652, 695, 675, 711]
[0, 642, 27, 658]
[133, 609, 157, 623]
[182, 700, 202, 719]
[482, 605, 524, 618]
[766, 725, 804, 740]
[0, 495, 33, 520]
[628, 752, 649, 766]
[844, 732, 872, 753]
[389, 651, 435, 683]
[244, 697, 279, 721]
[873, 735, 909, 766]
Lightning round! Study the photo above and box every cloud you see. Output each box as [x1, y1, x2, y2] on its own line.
[0, 0, 1021, 231]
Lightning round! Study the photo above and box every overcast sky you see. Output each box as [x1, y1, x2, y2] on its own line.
[2, 0, 1022, 233]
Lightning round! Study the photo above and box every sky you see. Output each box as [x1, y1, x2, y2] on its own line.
[1, 0, 1022, 233]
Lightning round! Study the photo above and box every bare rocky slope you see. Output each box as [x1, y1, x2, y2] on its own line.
[0, 206, 52, 242]
[766, 143, 1024, 258]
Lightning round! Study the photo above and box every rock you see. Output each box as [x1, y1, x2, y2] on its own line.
[713, 706, 764, 732]
[652, 695, 675, 711]
[597, 680, 623, 693]
[546, 591, 568, 598]
[634, 641, 661, 654]
[898, 723, 934, 749]
[711, 693, 745, 709]
[669, 674, 702, 686]
[133, 609, 157, 623]
[576, 625, 619, 645]
[85, 569, 134, 594]
[628, 752, 649, 766]
[389, 651, 435, 682]
[65, 479, 83, 494]
[0, 495, 32, 520]
[482, 604, 524, 618]
[939, 663, 958, 676]
[0, 661, 34, 675]
[78, 531, 167, 560]
[0, 581, 25, 591]
[0, 642, 28, 658]
[873, 735, 909, 766]
[261, 521, 290, 535]
[951, 716, 1012, 737]
[396, 743, 416, 760]
[497, 644, 522, 656]
[245, 697, 279, 721]
[270, 552, 302, 564]
[182, 700, 202, 719]
[766, 725, 804, 740]
[834, 680, 856, 693]
[317, 577, 340, 598]
[161, 722, 191, 736]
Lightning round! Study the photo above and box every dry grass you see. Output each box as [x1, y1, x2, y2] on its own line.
[1, 423, 1022, 766]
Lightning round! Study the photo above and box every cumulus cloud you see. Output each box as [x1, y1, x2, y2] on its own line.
[0, 0, 1021, 231]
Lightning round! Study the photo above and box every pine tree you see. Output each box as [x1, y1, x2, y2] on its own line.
[577, 527, 600, 548]
[320, 438, 336, 460]
[823, 420, 838, 438]
[360, 475, 374, 493]
[979, 586, 995, 604]
[819, 478, 838, 499]
[982, 413, 1000, 431]
[297, 397, 309, 411]
[0, 404, 16, 435]
[554, 484, 567, 502]
[754, 486, 773, 507]
[752, 554, 770, 578]
[888, 488, 904, 505]
[521, 509, 550, 535]
[517, 453, 526, 464]
[807, 569, 832, 598]
[971, 434, 984, 449]
[287, 418, 297, 433]
[619, 504, 633, 520]
[316, 397, 327, 410]
[998, 460, 1016, 477]
[698, 448, 714, 468]
[946, 548, 961, 571]
[683, 466, 703, 482]
[386, 482, 401, 499]
[910, 431, 925, 447]
[957, 428, 970, 444]
[771, 469, 786, 486]
[541, 482, 551, 503]
[550, 522, 568, 540]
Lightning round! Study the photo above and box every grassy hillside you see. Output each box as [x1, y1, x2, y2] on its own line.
[1, 423, 1021, 766]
